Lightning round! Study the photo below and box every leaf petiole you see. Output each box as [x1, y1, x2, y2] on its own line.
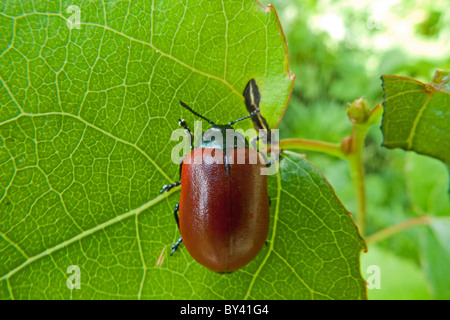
[279, 101, 383, 237]
[279, 139, 345, 159]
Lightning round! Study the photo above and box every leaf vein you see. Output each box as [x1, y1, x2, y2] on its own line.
[0, 190, 172, 281]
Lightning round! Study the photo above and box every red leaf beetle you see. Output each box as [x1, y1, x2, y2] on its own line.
[160, 80, 276, 273]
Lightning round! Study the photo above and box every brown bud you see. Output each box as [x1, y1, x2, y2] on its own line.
[341, 136, 353, 155]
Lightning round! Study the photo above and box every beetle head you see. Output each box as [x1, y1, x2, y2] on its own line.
[178, 101, 254, 151]
[198, 125, 248, 151]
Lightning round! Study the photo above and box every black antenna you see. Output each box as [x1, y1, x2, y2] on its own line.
[228, 109, 259, 126]
[178, 101, 215, 125]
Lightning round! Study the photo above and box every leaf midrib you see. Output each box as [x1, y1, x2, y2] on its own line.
[0, 186, 174, 281]
[406, 93, 433, 149]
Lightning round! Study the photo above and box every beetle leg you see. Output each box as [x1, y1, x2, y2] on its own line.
[159, 181, 181, 193]
[266, 150, 283, 167]
[250, 136, 259, 152]
[170, 204, 183, 255]
[178, 161, 183, 178]
[177, 118, 194, 150]
[173, 203, 180, 228]
[170, 237, 183, 256]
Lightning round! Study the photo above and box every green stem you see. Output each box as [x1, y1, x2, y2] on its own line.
[365, 216, 430, 245]
[347, 137, 367, 236]
[348, 121, 373, 236]
[279, 103, 383, 237]
[348, 103, 383, 236]
[279, 138, 345, 159]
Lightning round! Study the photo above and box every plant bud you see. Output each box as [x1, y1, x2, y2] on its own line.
[346, 98, 370, 124]
[341, 136, 353, 155]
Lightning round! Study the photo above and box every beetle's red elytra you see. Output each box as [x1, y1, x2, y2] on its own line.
[180, 148, 269, 273]
[160, 79, 273, 273]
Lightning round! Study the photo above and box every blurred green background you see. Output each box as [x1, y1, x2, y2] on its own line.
[260, 0, 450, 299]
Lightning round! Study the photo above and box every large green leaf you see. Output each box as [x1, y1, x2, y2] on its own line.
[263, 152, 367, 299]
[381, 71, 450, 166]
[0, 0, 366, 299]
